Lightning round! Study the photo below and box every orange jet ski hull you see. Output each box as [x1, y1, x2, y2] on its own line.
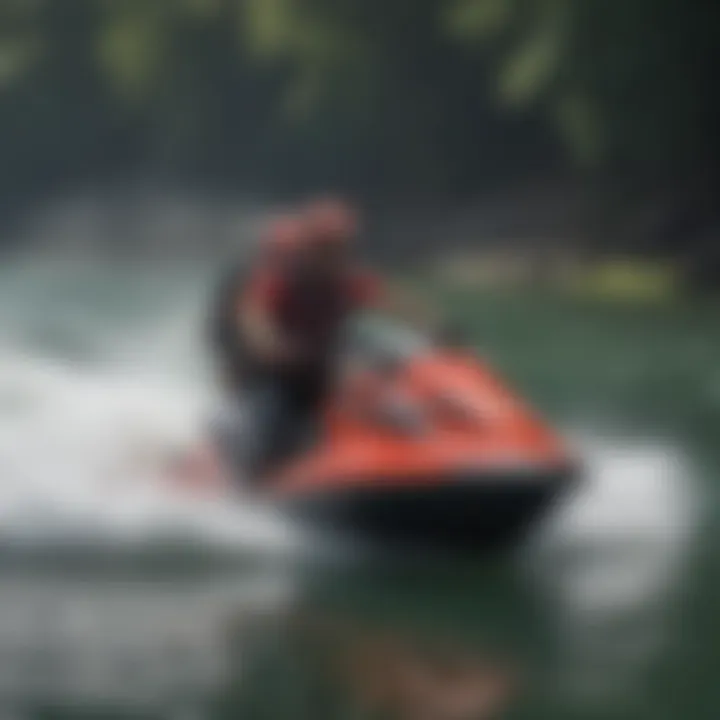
[265, 349, 577, 554]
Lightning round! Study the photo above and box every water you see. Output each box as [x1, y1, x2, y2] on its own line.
[0, 259, 717, 719]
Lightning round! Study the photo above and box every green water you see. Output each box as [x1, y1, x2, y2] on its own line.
[1, 265, 719, 719]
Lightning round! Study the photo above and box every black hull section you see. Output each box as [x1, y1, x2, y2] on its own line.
[278, 468, 575, 555]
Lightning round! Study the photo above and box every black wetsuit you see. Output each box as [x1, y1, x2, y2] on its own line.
[207, 263, 328, 480]
[209, 259, 252, 392]
[209, 263, 375, 481]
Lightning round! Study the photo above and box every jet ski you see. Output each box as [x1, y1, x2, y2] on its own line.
[259, 318, 578, 554]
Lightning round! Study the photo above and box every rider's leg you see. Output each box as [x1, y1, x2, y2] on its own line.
[242, 380, 293, 481]
[210, 369, 328, 485]
[208, 393, 248, 480]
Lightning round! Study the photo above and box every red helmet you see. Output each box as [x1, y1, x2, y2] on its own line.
[260, 214, 307, 257]
[303, 197, 359, 246]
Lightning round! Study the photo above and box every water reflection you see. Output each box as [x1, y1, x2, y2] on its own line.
[0, 429, 700, 719]
[0, 568, 526, 719]
[276, 613, 518, 720]
[0, 574, 278, 712]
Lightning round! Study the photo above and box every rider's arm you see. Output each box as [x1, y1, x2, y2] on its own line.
[381, 282, 439, 329]
[238, 274, 296, 363]
[354, 270, 438, 330]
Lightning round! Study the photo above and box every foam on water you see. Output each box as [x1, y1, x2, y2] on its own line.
[0, 262, 699, 581]
[529, 432, 698, 705]
[0, 351, 301, 554]
[0, 259, 303, 556]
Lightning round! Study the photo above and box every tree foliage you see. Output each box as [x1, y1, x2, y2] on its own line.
[0, 0, 716, 205]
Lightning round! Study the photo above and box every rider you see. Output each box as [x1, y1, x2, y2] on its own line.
[209, 214, 306, 395]
[211, 197, 435, 483]
[234, 198, 387, 480]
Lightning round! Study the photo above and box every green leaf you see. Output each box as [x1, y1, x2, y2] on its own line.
[180, 0, 221, 19]
[445, 0, 513, 41]
[242, 0, 302, 58]
[97, 5, 170, 100]
[497, 8, 566, 107]
[0, 35, 41, 87]
[556, 93, 605, 165]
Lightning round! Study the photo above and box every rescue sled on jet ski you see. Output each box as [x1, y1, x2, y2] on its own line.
[258, 318, 578, 553]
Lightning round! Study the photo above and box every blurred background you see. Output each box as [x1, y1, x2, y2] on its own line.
[0, 0, 718, 718]
[0, 0, 718, 277]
